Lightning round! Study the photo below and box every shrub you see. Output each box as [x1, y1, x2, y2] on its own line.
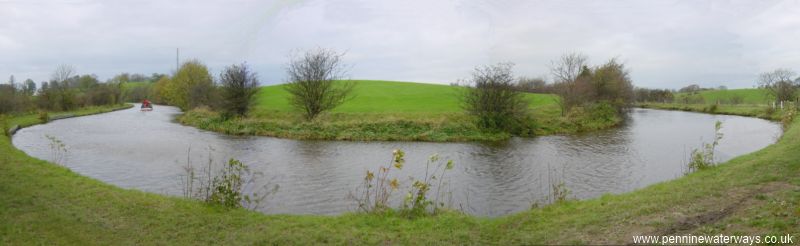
[38, 111, 49, 123]
[353, 149, 455, 218]
[463, 63, 530, 132]
[181, 152, 277, 210]
[707, 104, 718, 113]
[219, 63, 259, 118]
[587, 102, 617, 122]
[686, 121, 723, 173]
[401, 154, 454, 217]
[764, 106, 776, 116]
[45, 134, 68, 165]
[353, 149, 404, 213]
[781, 107, 797, 128]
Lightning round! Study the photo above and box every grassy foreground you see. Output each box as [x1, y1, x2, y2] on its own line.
[179, 80, 621, 141]
[1, 106, 798, 244]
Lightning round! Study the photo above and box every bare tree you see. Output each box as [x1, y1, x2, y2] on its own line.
[550, 52, 588, 83]
[551, 67, 593, 115]
[284, 48, 354, 120]
[51, 64, 76, 83]
[463, 63, 530, 131]
[220, 63, 260, 117]
[758, 68, 798, 103]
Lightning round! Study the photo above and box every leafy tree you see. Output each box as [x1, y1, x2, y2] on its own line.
[284, 48, 353, 120]
[591, 58, 634, 109]
[162, 60, 216, 110]
[76, 74, 100, 91]
[219, 63, 259, 117]
[151, 76, 171, 104]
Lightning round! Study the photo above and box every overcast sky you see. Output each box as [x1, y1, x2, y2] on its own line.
[1, 0, 799, 89]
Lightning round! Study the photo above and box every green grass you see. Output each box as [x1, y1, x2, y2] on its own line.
[638, 102, 787, 121]
[1, 105, 798, 244]
[180, 80, 619, 141]
[640, 88, 798, 122]
[254, 80, 556, 113]
[675, 88, 772, 105]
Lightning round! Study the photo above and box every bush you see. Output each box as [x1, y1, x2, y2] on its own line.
[587, 102, 617, 122]
[401, 154, 454, 218]
[686, 121, 723, 173]
[181, 152, 277, 210]
[353, 149, 455, 218]
[707, 104, 718, 113]
[38, 111, 49, 123]
[463, 63, 530, 132]
[219, 63, 259, 118]
[764, 106, 776, 116]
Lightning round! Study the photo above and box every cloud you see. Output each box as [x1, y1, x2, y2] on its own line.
[0, 0, 798, 89]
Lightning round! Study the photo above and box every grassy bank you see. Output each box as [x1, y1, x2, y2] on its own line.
[675, 88, 772, 105]
[5, 104, 133, 130]
[638, 102, 787, 121]
[1, 106, 798, 244]
[178, 80, 621, 141]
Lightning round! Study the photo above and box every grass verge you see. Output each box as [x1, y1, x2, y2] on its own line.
[1, 105, 798, 244]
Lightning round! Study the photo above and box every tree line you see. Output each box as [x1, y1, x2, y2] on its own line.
[148, 48, 352, 120]
[5, 49, 643, 137]
[0, 65, 167, 114]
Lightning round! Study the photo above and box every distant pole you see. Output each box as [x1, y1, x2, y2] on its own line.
[176, 48, 180, 72]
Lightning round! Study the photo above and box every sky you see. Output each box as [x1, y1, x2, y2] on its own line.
[1, 0, 799, 89]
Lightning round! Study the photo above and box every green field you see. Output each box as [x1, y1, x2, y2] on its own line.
[675, 88, 772, 105]
[639, 88, 797, 121]
[1, 105, 798, 244]
[253, 80, 556, 113]
[180, 80, 617, 141]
